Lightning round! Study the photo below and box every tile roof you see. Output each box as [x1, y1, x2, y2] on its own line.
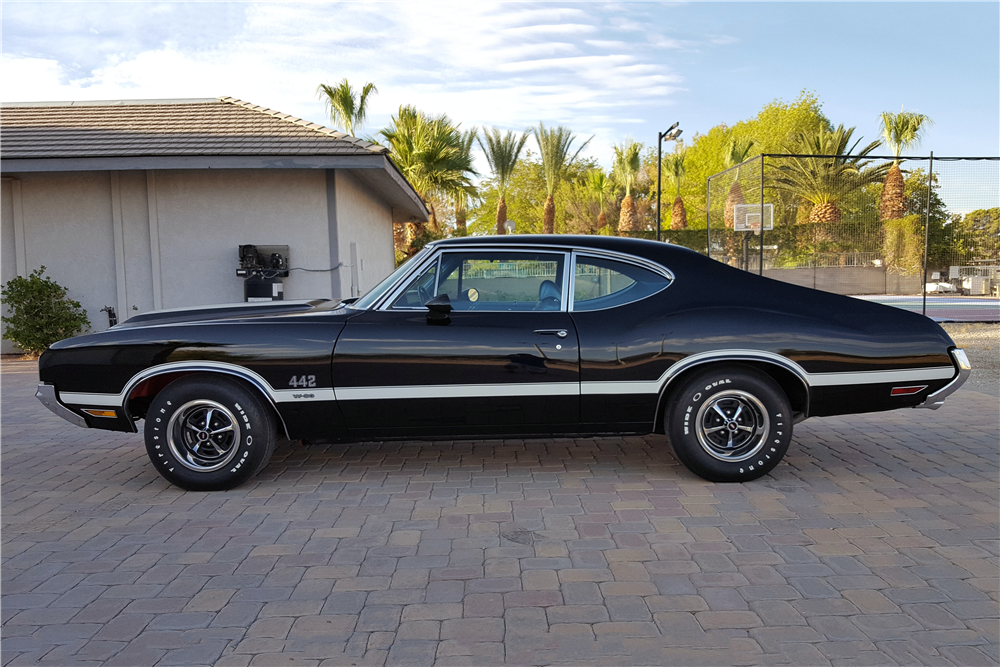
[0, 97, 389, 159]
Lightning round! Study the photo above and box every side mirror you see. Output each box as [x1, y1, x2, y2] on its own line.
[425, 294, 452, 324]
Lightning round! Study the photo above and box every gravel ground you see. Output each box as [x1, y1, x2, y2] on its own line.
[942, 323, 1000, 398]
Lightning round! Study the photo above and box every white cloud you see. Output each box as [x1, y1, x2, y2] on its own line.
[1, 1, 736, 167]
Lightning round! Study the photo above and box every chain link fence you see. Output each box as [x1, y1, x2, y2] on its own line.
[700, 155, 999, 322]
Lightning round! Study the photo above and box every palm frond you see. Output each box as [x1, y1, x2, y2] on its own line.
[879, 108, 933, 158]
[664, 149, 687, 196]
[725, 137, 755, 168]
[477, 127, 529, 197]
[612, 139, 643, 197]
[316, 78, 378, 136]
[379, 106, 477, 201]
[533, 122, 592, 196]
[773, 124, 889, 206]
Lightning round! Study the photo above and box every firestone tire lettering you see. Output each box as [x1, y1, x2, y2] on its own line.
[143, 374, 277, 492]
[666, 365, 792, 483]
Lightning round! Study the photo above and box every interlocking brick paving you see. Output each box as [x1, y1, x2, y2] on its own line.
[2, 359, 997, 666]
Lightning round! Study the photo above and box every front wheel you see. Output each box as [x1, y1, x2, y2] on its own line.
[144, 375, 277, 491]
[665, 365, 792, 482]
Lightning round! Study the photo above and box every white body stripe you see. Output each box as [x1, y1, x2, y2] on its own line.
[335, 383, 578, 401]
[55, 353, 957, 408]
[60, 391, 121, 406]
[806, 366, 955, 387]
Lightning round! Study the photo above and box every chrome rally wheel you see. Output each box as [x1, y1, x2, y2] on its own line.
[167, 400, 241, 472]
[695, 390, 769, 463]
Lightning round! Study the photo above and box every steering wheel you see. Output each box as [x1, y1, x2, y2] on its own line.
[418, 284, 432, 306]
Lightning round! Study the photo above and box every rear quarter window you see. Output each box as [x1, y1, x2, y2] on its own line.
[572, 256, 670, 311]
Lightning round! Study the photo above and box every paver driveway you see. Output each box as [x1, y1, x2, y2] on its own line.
[2, 359, 998, 666]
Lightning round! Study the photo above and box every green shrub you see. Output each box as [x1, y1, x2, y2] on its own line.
[1, 267, 90, 356]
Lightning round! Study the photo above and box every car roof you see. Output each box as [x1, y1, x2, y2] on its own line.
[429, 234, 700, 262]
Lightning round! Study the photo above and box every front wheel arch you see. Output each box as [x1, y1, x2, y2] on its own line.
[126, 368, 290, 439]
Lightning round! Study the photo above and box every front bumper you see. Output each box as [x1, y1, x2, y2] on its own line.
[915, 348, 972, 410]
[36, 383, 88, 427]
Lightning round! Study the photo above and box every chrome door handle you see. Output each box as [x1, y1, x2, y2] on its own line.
[534, 329, 568, 338]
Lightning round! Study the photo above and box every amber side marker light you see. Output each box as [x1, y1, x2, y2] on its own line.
[890, 385, 928, 396]
[82, 409, 118, 418]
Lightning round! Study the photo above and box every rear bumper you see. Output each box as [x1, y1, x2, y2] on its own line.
[915, 348, 971, 410]
[36, 383, 88, 427]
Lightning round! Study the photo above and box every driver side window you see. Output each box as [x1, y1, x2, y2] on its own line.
[393, 251, 566, 311]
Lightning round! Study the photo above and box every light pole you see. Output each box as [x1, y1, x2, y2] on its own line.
[656, 123, 682, 242]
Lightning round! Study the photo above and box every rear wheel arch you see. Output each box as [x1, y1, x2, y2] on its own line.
[662, 363, 794, 482]
[654, 358, 808, 434]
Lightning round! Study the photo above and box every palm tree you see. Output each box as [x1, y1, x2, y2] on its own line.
[452, 128, 479, 233]
[613, 140, 643, 233]
[534, 123, 591, 234]
[879, 108, 933, 221]
[586, 169, 614, 231]
[379, 106, 476, 249]
[773, 124, 888, 224]
[723, 137, 755, 228]
[477, 127, 529, 235]
[316, 79, 377, 136]
[665, 149, 687, 230]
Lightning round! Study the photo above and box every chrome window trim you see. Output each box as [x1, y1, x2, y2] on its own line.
[381, 245, 573, 313]
[569, 249, 675, 312]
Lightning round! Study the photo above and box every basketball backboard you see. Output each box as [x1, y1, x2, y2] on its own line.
[734, 203, 774, 233]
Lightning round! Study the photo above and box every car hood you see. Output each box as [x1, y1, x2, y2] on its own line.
[112, 299, 340, 329]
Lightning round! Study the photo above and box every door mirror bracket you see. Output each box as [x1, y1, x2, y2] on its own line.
[425, 294, 452, 324]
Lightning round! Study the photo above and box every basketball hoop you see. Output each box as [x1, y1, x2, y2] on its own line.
[734, 204, 773, 236]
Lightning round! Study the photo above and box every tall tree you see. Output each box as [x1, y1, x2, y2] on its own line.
[878, 108, 932, 221]
[613, 140, 643, 233]
[379, 106, 476, 249]
[665, 149, 688, 230]
[586, 169, 614, 231]
[534, 123, 591, 234]
[773, 125, 887, 224]
[451, 127, 479, 234]
[723, 137, 755, 228]
[478, 127, 529, 235]
[316, 78, 377, 137]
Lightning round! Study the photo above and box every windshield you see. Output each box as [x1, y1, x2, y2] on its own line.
[350, 246, 433, 310]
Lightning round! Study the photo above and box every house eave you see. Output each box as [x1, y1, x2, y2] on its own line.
[0, 154, 429, 221]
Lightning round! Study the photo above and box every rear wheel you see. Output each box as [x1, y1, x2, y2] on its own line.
[144, 375, 277, 491]
[666, 365, 792, 482]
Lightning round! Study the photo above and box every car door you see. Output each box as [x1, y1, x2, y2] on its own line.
[333, 249, 580, 439]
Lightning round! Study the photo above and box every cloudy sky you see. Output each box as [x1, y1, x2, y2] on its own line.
[2, 1, 998, 169]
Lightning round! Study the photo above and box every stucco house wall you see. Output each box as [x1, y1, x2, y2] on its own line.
[0, 98, 426, 354]
[334, 170, 395, 298]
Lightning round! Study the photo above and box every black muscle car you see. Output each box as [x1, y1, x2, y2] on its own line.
[37, 236, 971, 490]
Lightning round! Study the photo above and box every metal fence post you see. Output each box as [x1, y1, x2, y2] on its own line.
[706, 177, 711, 259]
[922, 152, 933, 317]
[759, 155, 765, 276]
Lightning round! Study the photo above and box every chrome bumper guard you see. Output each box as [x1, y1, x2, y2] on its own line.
[915, 348, 971, 410]
[35, 383, 88, 428]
